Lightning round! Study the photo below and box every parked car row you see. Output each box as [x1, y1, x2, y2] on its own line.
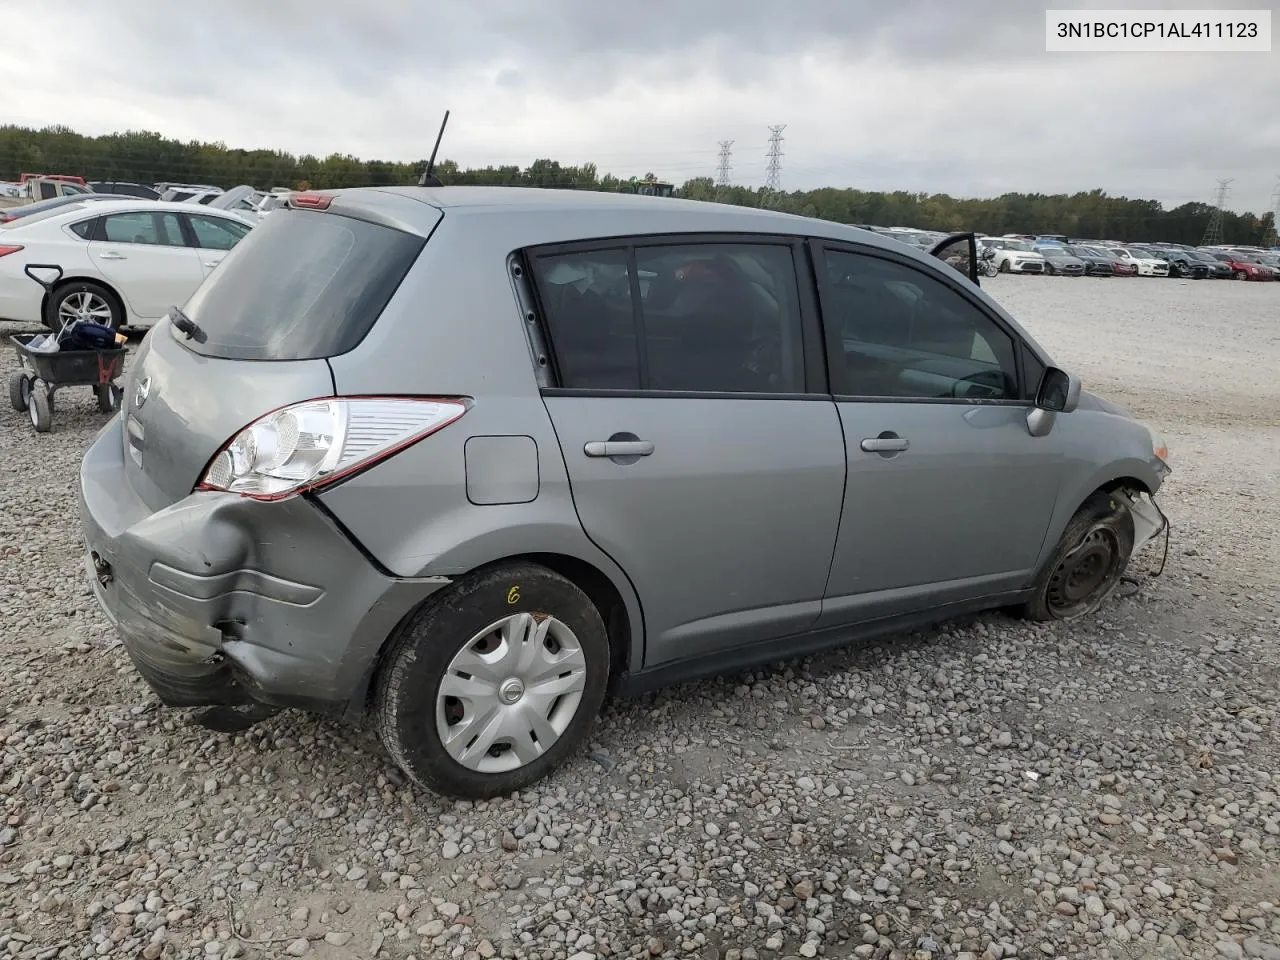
[974, 234, 1278, 282]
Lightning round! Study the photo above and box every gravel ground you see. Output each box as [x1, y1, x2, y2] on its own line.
[1, 274, 1278, 960]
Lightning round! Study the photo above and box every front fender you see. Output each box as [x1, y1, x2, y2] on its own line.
[1033, 453, 1166, 576]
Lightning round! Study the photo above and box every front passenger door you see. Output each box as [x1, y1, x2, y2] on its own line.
[185, 213, 252, 277]
[814, 243, 1066, 627]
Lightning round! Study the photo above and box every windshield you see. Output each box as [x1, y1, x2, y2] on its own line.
[1040, 247, 1068, 257]
[1000, 240, 1034, 252]
[180, 209, 425, 361]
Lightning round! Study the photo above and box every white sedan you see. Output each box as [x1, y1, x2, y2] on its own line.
[1110, 247, 1170, 277]
[0, 199, 255, 331]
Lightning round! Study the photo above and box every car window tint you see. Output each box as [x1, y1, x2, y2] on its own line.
[531, 248, 641, 390]
[823, 249, 1019, 401]
[39, 182, 57, 200]
[635, 243, 805, 393]
[188, 214, 250, 250]
[68, 217, 96, 240]
[101, 212, 162, 244]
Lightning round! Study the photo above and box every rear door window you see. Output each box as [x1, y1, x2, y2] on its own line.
[178, 209, 426, 361]
[99, 211, 184, 246]
[529, 240, 807, 394]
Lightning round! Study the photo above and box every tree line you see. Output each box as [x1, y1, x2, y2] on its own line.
[2, 124, 1273, 246]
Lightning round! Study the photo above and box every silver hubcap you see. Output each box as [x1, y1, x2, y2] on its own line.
[437, 612, 588, 774]
[58, 292, 112, 330]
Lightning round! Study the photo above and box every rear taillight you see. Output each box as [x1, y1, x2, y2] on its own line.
[0, 244, 24, 256]
[289, 193, 333, 210]
[197, 397, 469, 501]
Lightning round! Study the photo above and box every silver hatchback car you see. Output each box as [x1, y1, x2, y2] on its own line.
[78, 187, 1171, 799]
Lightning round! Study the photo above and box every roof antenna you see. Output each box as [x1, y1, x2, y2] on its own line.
[418, 110, 450, 187]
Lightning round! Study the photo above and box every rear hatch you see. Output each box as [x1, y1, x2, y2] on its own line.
[121, 198, 437, 512]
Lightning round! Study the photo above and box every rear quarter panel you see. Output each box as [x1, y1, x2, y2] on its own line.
[319, 214, 647, 667]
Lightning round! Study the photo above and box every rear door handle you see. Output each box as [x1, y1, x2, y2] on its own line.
[860, 436, 909, 453]
[97, 251, 127, 260]
[584, 440, 654, 458]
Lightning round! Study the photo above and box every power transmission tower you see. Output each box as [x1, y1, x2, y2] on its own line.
[764, 124, 786, 200]
[1262, 177, 1280, 248]
[1200, 178, 1233, 246]
[716, 140, 734, 188]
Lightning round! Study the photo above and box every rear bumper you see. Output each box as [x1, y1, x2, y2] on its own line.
[78, 418, 450, 716]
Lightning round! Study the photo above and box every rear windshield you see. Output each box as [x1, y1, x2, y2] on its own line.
[179, 209, 426, 361]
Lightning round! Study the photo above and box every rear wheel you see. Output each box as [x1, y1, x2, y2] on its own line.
[374, 562, 611, 799]
[45, 280, 122, 334]
[1234, 269, 1248, 280]
[8, 371, 31, 412]
[1020, 492, 1135, 622]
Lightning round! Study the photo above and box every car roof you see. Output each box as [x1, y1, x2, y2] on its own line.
[50, 198, 253, 219]
[318, 185, 907, 252]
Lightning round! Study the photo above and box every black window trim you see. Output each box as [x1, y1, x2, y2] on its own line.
[809, 238, 1035, 407]
[522, 231, 830, 401]
[67, 215, 101, 241]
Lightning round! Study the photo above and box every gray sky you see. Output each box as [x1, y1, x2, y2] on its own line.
[5, 0, 1278, 214]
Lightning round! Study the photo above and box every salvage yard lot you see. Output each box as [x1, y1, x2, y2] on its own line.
[1, 275, 1278, 960]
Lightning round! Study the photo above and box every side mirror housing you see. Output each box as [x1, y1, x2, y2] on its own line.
[1035, 366, 1081, 414]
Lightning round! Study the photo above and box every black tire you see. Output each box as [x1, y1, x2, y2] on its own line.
[1020, 492, 1135, 622]
[28, 382, 52, 433]
[998, 258, 1010, 274]
[8, 371, 31, 412]
[44, 280, 123, 333]
[374, 561, 611, 799]
[1234, 270, 1248, 281]
[94, 383, 122, 413]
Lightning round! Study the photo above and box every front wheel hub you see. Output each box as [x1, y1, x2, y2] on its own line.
[1047, 526, 1121, 616]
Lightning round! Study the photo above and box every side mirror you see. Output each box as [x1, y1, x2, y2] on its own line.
[1035, 366, 1081, 414]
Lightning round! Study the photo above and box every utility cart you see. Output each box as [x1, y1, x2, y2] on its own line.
[7, 264, 127, 433]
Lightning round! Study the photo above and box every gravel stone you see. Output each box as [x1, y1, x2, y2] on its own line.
[1, 282, 1279, 956]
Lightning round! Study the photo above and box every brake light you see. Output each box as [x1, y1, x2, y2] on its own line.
[196, 397, 469, 501]
[290, 193, 333, 210]
[0, 245, 24, 257]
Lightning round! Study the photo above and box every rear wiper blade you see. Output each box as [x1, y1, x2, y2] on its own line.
[169, 305, 207, 344]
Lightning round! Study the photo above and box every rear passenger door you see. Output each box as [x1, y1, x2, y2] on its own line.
[813, 242, 1066, 626]
[87, 210, 207, 321]
[526, 236, 846, 668]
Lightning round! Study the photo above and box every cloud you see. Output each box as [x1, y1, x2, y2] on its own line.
[3, 0, 1277, 214]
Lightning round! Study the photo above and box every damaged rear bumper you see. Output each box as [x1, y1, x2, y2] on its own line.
[78, 418, 450, 717]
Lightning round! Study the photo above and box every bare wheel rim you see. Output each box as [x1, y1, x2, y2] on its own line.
[1046, 525, 1122, 618]
[436, 612, 588, 774]
[57, 291, 113, 330]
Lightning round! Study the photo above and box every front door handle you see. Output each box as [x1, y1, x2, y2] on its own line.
[584, 440, 654, 458]
[97, 251, 127, 260]
[860, 436, 909, 453]
[203, 260, 221, 268]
